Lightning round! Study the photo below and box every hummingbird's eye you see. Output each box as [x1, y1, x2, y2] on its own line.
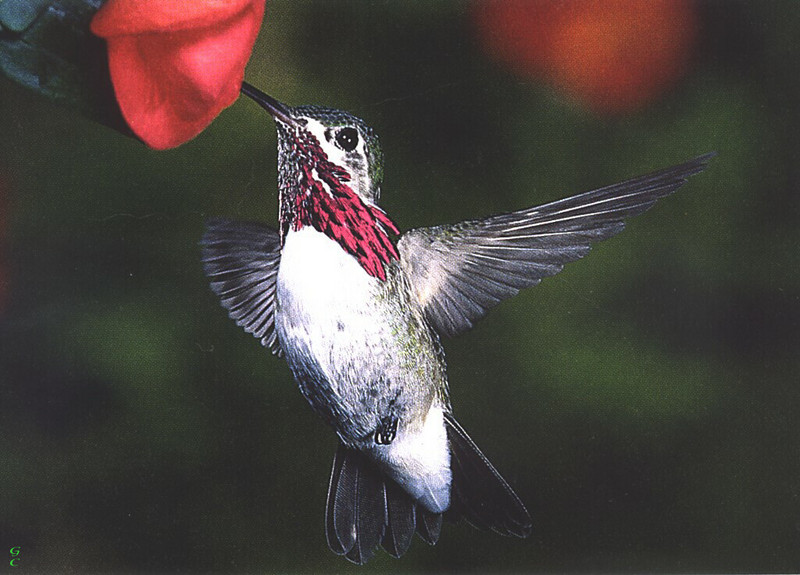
[335, 127, 359, 152]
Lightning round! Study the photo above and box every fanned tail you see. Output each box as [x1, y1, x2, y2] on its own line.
[326, 443, 443, 564]
[325, 415, 531, 564]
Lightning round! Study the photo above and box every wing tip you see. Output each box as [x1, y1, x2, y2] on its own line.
[444, 414, 533, 539]
[676, 151, 717, 179]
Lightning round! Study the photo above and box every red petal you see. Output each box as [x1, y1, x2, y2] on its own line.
[91, 0, 256, 35]
[93, 1, 265, 149]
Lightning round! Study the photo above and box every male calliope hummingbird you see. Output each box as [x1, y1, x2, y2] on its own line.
[201, 82, 714, 564]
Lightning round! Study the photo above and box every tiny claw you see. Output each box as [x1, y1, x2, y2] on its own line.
[375, 416, 398, 445]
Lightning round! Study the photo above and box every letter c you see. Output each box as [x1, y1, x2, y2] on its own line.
[10, 558, 19, 566]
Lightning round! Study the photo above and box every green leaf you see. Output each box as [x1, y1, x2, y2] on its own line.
[0, 0, 130, 135]
[0, 0, 51, 32]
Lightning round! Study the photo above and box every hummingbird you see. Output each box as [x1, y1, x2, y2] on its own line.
[201, 82, 714, 564]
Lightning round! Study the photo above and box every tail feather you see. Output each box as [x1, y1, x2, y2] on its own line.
[325, 444, 388, 564]
[344, 455, 387, 564]
[414, 505, 443, 545]
[325, 415, 531, 564]
[444, 413, 532, 537]
[325, 445, 351, 555]
[381, 481, 416, 558]
[327, 443, 440, 564]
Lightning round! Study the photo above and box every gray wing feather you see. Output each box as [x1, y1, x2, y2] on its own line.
[398, 153, 715, 338]
[200, 219, 283, 354]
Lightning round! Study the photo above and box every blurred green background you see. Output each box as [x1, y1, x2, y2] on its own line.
[1, 1, 799, 572]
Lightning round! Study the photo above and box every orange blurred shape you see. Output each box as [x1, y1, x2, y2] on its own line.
[474, 0, 697, 115]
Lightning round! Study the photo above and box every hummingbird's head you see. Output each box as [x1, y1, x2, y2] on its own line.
[286, 106, 384, 203]
[240, 83, 399, 280]
[241, 82, 383, 204]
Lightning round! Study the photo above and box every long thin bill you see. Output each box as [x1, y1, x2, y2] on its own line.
[240, 81, 298, 127]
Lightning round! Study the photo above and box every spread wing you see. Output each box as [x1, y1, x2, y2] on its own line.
[201, 219, 283, 355]
[398, 153, 715, 338]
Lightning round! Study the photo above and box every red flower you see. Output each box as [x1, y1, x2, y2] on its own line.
[91, 0, 266, 149]
[474, 0, 697, 115]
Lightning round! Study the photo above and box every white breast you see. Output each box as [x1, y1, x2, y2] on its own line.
[275, 227, 388, 392]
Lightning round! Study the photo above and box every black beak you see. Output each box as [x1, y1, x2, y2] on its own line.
[240, 81, 299, 127]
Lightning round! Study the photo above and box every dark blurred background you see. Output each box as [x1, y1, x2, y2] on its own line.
[1, 1, 799, 572]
